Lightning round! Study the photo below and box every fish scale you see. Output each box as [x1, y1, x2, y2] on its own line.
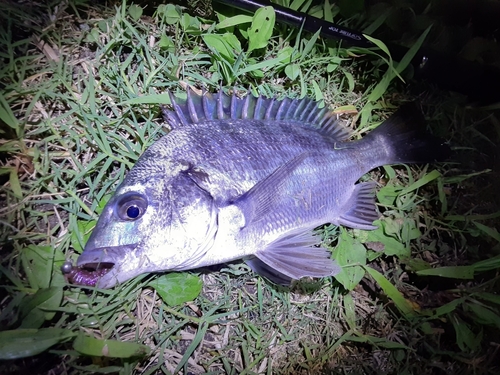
[64, 89, 449, 288]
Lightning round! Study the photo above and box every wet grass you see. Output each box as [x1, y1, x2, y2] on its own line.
[1, 0, 499, 374]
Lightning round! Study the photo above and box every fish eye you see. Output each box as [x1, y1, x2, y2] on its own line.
[116, 193, 148, 221]
[127, 205, 140, 218]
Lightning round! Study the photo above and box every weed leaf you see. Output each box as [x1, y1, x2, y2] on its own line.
[247, 7, 275, 53]
[73, 334, 150, 358]
[148, 273, 203, 306]
[0, 328, 75, 360]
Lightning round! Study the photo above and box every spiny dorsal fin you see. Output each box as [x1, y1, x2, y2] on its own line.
[163, 89, 352, 140]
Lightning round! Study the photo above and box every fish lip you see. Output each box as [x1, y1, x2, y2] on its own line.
[76, 246, 121, 267]
[71, 244, 137, 288]
[66, 262, 115, 287]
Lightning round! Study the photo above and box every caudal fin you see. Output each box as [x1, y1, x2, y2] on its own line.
[363, 103, 450, 164]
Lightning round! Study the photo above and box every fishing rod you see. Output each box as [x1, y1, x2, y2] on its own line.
[212, 0, 500, 104]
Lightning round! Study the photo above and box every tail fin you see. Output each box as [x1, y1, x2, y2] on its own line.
[362, 103, 450, 164]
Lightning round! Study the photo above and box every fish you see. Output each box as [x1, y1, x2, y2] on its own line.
[63, 89, 449, 288]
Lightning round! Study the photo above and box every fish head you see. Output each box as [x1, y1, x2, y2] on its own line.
[74, 171, 217, 288]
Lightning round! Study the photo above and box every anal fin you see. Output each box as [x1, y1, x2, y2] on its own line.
[338, 182, 379, 230]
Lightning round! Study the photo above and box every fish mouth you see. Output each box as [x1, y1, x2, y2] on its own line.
[65, 244, 137, 288]
[64, 261, 115, 287]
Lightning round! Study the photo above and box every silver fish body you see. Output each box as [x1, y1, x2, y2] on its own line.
[68, 90, 448, 288]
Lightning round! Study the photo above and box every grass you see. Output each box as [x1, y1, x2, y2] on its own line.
[1, 0, 500, 374]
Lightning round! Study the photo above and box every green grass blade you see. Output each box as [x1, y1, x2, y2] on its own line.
[365, 267, 417, 319]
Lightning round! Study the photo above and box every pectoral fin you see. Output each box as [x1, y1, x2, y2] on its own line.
[234, 153, 308, 225]
[245, 258, 293, 286]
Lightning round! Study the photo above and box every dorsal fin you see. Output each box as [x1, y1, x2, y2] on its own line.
[162, 89, 352, 140]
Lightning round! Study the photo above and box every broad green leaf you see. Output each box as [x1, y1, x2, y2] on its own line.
[429, 297, 465, 318]
[222, 33, 242, 55]
[216, 14, 253, 29]
[84, 28, 100, 44]
[247, 6, 275, 53]
[473, 221, 500, 242]
[312, 80, 324, 102]
[358, 222, 409, 257]
[323, 0, 334, 22]
[416, 265, 475, 279]
[285, 64, 301, 81]
[363, 34, 391, 58]
[401, 217, 421, 242]
[0, 167, 22, 198]
[73, 334, 150, 358]
[37, 286, 63, 316]
[333, 229, 366, 290]
[181, 13, 201, 33]
[0, 140, 23, 153]
[21, 244, 67, 290]
[342, 69, 355, 93]
[404, 257, 431, 272]
[442, 169, 491, 185]
[399, 170, 441, 195]
[0, 328, 75, 360]
[148, 273, 203, 306]
[332, 104, 357, 115]
[71, 220, 97, 253]
[381, 216, 402, 238]
[466, 302, 500, 329]
[419, 322, 434, 335]
[0, 92, 21, 137]
[437, 176, 448, 215]
[159, 34, 175, 51]
[300, 28, 321, 61]
[128, 4, 143, 21]
[97, 20, 111, 32]
[365, 267, 417, 319]
[157, 3, 181, 25]
[96, 193, 112, 214]
[383, 165, 396, 180]
[277, 46, 293, 63]
[474, 292, 500, 305]
[343, 293, 357, 330]
[203, 33, 240, 63]
[450, 313, 482, 352]
[21, 245, 54, 289]
[290, 0, 309, 11]
[469, 254, 500, 273]
[248, 68, 264, 78]
[19, 307, 45, 330]
[239, 56, 289, 74]
[20, 287, 63, 328]
[327, 63, 339, 73]
[10, 167, 22, 198]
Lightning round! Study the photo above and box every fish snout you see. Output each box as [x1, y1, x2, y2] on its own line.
[64, 245, 136, 287]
